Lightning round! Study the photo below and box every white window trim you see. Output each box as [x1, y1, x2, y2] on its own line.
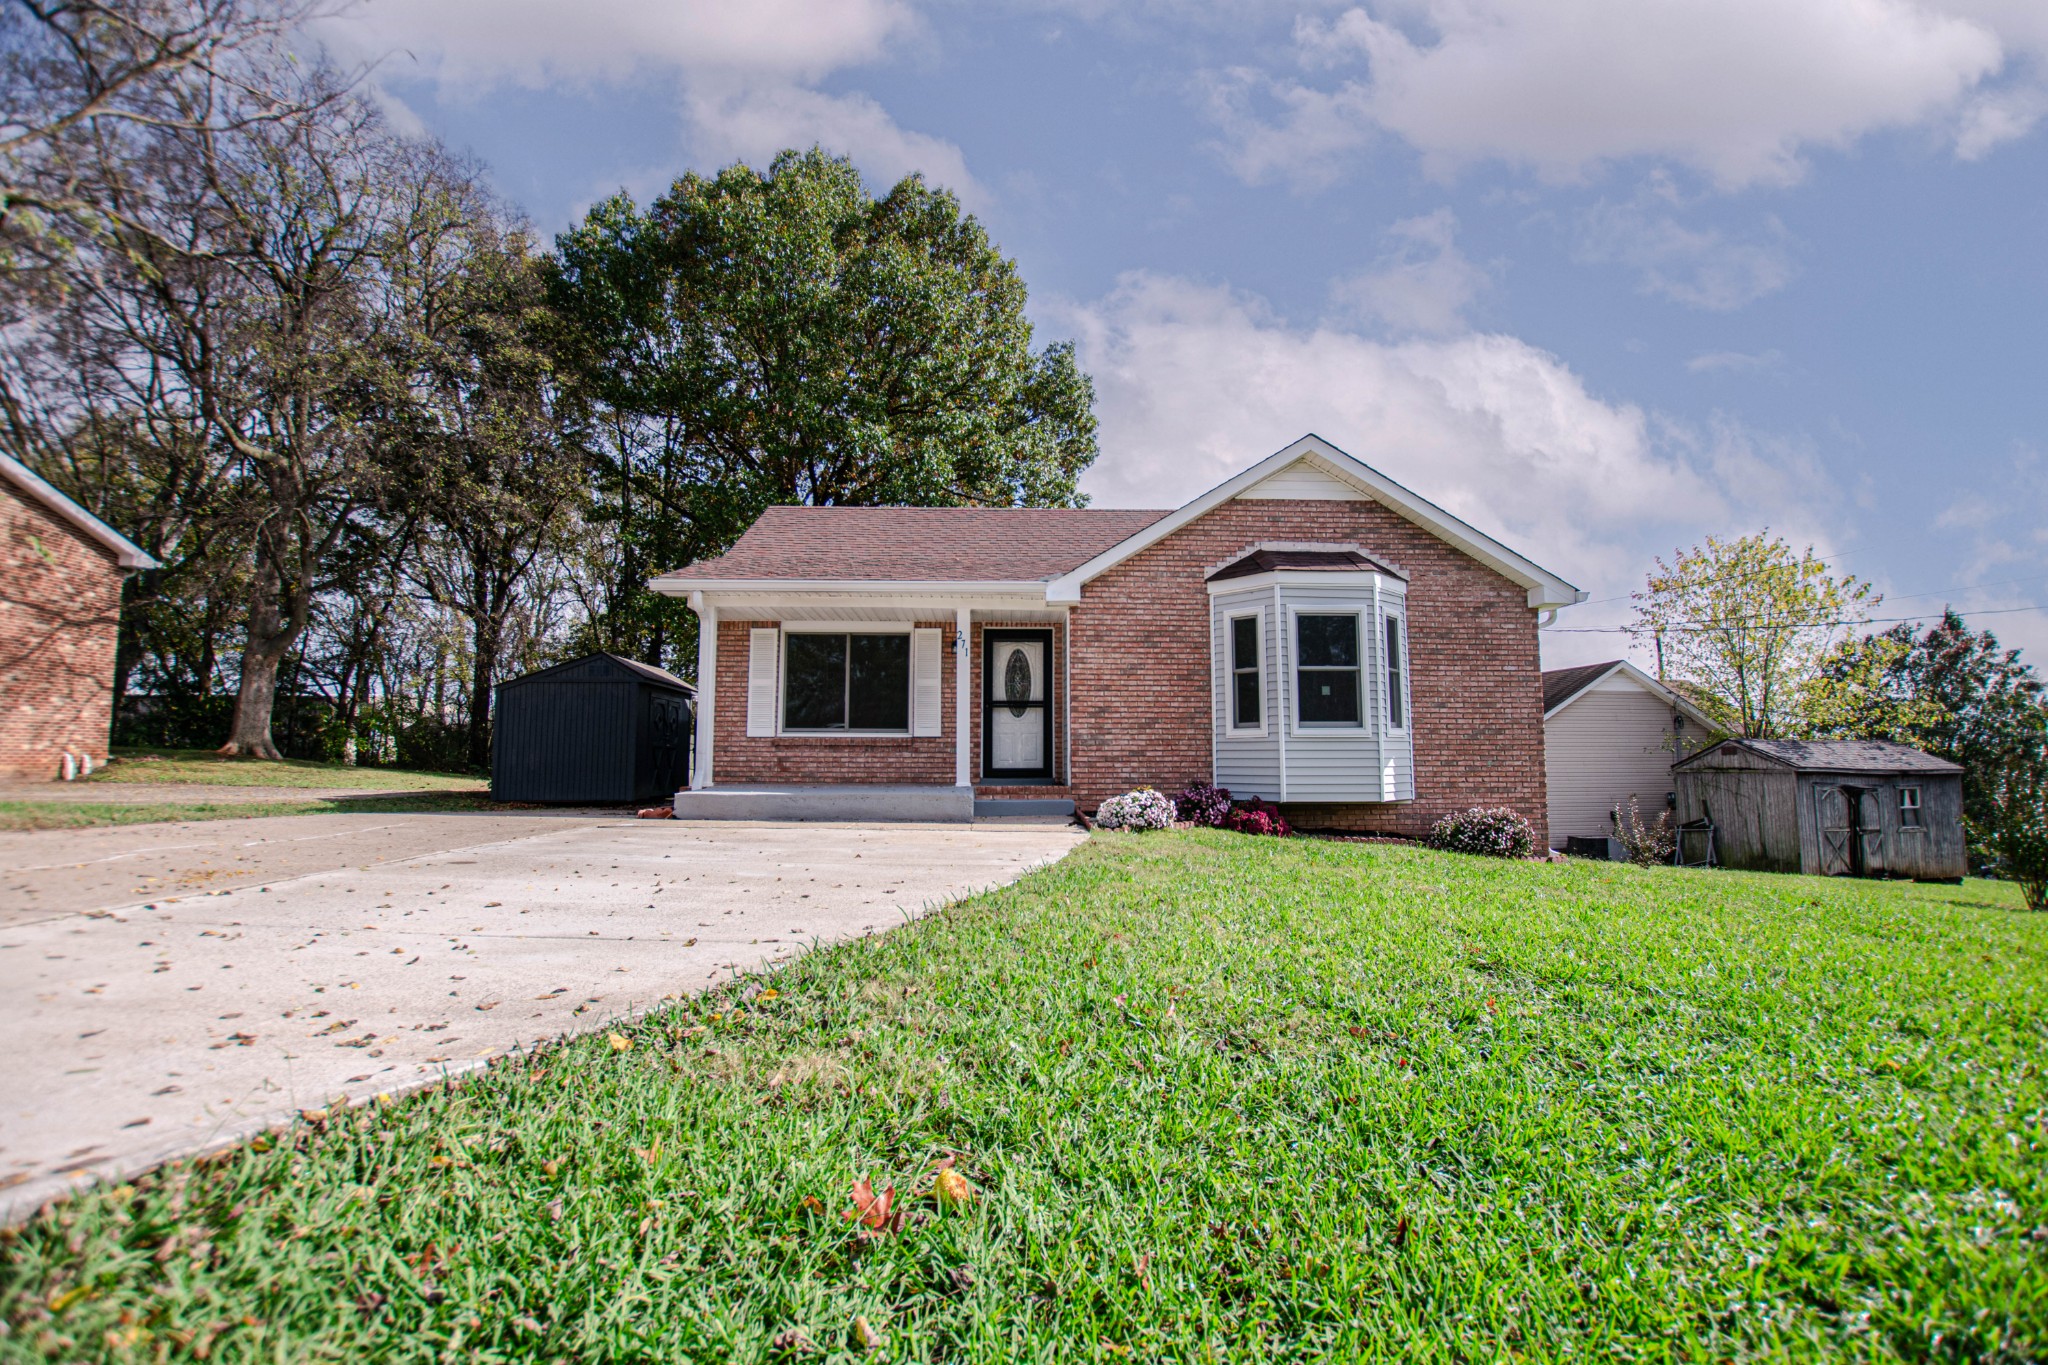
[1286, 605, 1369, 736]
[1223, 608, 1269, 737]
[1381, 607, 1411, 737]
[1898, 785, 1924, 831]
[778, 626, 916, 738]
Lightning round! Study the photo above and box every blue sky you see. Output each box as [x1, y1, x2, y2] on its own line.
[327, 0, 2048, 668]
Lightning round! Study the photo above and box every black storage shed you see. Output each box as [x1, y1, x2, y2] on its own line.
[491, 653, 693, 804]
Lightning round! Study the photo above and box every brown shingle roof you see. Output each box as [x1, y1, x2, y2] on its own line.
[1206, 547, 1396, 582]
[1542, 661, 1622, 712]
[655, 506, 1172, 583]
[1677, 738, 1963, 774]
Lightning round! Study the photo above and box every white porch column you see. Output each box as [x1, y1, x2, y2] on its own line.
[692, 599, 717, 790]
[955, 606, 972, 787]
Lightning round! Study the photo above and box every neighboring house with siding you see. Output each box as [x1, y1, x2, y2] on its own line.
[1542, 659, 1721, 851]
[0, 453, 157, 779]
[652, 434, 1586, 838]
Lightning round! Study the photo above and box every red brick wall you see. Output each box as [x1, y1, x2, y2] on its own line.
[0, 483, 127, 780]
[1067, 498, 1549, 845]
[713, 619, 958, 785]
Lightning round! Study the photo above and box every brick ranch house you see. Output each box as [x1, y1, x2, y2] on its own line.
[0, 453, 158, 780]
[654, 435, 1585, 839]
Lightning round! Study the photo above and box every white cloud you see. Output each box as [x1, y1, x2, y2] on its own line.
[1057, 271, 1834, 575]
[1328, 208, 1492, 335]
[336, 0, 914, 88]
[1050, 271, 1850, 667]
[1208, 0, 2043, 190]
[1687, 349, 1787, 374]
[1577, 198, 1798, 310]
[327, 0, 982, 202]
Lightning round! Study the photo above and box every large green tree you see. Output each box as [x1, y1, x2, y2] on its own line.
[1630, 532, 1877, 738]
[546, 147, 1098, 674]
[1805, 608, 2047, 841]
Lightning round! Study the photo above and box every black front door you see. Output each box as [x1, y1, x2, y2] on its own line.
[983, 629, 1053, 781]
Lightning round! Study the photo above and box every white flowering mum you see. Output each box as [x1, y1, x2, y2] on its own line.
[1094, 788, 1175, 831]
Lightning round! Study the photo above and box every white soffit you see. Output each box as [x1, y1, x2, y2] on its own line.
[1047, 434, 1585, 611]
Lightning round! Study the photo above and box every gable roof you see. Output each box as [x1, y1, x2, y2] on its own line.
[0, 453, 158, 570]
[1543, 660, 1623, 712]
[652, 506, 1170, 587]
[1673, 737, 1962, 774]
[1207, 547, 1395, 582]
[1543, 659, 1724, 730]
[1045, 435, 1584, 610]
[501, 651, 694, 693]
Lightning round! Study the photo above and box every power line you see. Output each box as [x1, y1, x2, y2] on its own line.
[1551, 603, 2048, 635]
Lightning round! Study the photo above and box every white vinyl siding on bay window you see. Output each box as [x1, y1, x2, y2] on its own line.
[1208, 572, 1414, 805]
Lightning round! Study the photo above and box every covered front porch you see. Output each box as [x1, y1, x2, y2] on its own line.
[668, 583, 1073, 818]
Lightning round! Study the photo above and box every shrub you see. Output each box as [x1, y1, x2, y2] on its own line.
[1095, 788, 1175, 832]
[1979, 753, 2048, 912]
[1612, 797, 1676, 867]
[1426, 806, 1535, 859]
[1173, 782, 1233, 828]
[1225, 797, 1292, 838]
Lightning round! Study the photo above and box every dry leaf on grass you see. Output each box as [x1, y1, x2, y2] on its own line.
[841, 1178, 903, 1236]
[608, 1033, 633, 1052]
[850, 1316, 887, 1351]
[932, 1169, 974, 1208]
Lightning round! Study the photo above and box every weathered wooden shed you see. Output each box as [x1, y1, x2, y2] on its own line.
[1672, 738, 1965, 881]
[491, 653, 693, 804]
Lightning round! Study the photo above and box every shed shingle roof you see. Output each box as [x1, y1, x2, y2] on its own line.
[1678, 738, 1962, 774]
[655, 506, 1173, 583]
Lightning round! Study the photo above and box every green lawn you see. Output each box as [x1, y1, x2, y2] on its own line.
[0, 791, 502, 833]
[4, 834, 2044, 1362]
[91, 749, 481, 790]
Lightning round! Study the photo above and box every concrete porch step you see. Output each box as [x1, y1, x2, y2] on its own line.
[672, 784, 973, 823]
[974, 797, 1076, 819]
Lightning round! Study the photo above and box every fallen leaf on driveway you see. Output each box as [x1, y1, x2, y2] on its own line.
[338, 1035, 376, 1049]
[314, 1020, 355, 1035]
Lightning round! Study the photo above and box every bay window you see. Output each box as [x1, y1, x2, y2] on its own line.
[1230, 613, 1263, 729]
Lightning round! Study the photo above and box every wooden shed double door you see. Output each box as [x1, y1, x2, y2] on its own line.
[1815, 784, 1884, 877]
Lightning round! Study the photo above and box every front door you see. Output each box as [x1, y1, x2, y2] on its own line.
[983, 630, 1053, 781]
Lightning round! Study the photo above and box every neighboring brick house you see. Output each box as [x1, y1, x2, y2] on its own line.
[0, 454, 157, 780]
[654, 435, 1584, 840]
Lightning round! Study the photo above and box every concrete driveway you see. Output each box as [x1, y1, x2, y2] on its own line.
[0, 814, 1084, 1224]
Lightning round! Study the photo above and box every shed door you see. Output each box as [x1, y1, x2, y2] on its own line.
[1815, 785, 1853, 876]
[1851, 786, 1886, 877]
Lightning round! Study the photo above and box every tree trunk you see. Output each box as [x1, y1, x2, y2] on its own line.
[219, 553, 299, 759]
[466, 621, 498, 774]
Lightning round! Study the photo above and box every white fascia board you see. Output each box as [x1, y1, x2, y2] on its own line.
[1543, 659, 1720, 730]
[1046, 433, 1585, 611]
[648, 577, 1047, 598]
[1204, 569, 1401, 596]
[0, 452, 159, 570]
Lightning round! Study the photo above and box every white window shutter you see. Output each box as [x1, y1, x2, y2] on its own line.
[746, 629, 779, 737]
[910, 628, 943, 737]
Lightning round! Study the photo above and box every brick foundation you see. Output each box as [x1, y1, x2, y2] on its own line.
[0, 482, 127, 780]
